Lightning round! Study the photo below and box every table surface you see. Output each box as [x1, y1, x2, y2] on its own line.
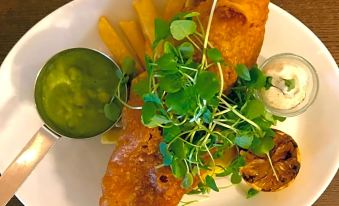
[0, 0, 338, 206]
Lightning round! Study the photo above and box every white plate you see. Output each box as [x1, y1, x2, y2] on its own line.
[0, 0, 338, 205]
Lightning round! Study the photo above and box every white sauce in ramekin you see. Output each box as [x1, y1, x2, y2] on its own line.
[260, 61, 309, 110]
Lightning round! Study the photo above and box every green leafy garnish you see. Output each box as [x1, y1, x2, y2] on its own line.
[143, 93, 161, 105]
[250, 136, 275, 156]
[171, 139, 187, 159]
[158, 74, 183, 93]
[104, 57, 131, 122]
[153, 18, 170, 48]
[202, 109, 213, 124]
[104, 99, 122, 122]
[250, 135, 280, 181]
[171, 158, 187, 178]
[284, 78, 296, 91]
[244, 100, 265, 119]
[247, 188, 260, 199]
[121, 56, 137, 76]
[217, 156, 245, 177]
[207, 48, 223, 63]
[141, 102, 157, 125]
[248, 67, 267, 88]
[235, 134, 253, 149]
[184, 12, 200, 18]
[195, 71, 220, 100]
[205, 175, 219, 192]
[170, 20, 197, 40]
[231, 172, 242, 184]
[132, 77, 149, 97]
[182, 173, 194, 189]
[160, 142, 173, 166]
[165, 88, 197, 115]
[141, 102, 170, 127]
[178, 42, 194, 59]
[164, 41, 179, 56]
[265, 76, 273, 89]
[157, 53, 178, 74]
[236, 64, 251, 81]
[163, 125, 181, 142]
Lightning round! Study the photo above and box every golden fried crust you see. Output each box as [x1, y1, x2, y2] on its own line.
[100, 79, 186, 206]
[192, 0, 269, 89]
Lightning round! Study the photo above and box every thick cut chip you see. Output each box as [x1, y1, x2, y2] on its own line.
[119, 20, 147, 67]
[133, 0, 158, 44]
[163, 0, 187, 20]
[98, 16, 143, 73]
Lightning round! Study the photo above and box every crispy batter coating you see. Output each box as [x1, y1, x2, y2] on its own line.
[100, 77, 186, 206]
[191, 0, 269, 89]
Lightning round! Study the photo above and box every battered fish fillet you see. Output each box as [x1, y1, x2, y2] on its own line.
[100, 77, 186, 206]
[100, 1, 269, 205]
[191, 0, 269, 89]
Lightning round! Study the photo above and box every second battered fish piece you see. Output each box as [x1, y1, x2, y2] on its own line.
[100, 76, 186, 206]
[192, 0, 269, 89]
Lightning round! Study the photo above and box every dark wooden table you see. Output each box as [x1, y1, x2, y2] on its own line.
[0, 0, 338, 205]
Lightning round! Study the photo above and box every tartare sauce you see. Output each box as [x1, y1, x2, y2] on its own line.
[260, 60, 309, 110]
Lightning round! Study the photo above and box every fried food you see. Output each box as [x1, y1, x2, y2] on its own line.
[189, 0, 269, 89]
[100, 0, 271, 204]
[100, 75, 186, 206]
[98, 17, 143, 73]
[133, 0, 158, 44]
[240, 130, 301, 192]
[119, 21, 147, 67]
[163, 0, 187, 20]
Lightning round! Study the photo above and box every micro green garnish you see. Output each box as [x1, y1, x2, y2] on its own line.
[104, 70, 126, 122]
[104, 57, 141, 121]
[247, 188, 260, 199]
[179, 200, 200, 206]
[121, 56, 137, 76]
[112, 0, 286, 196]
[266, 77, 296, 93]
[283, 78, 296, 91]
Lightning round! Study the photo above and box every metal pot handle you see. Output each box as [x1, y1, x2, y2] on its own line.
[0, 126, 60, 206]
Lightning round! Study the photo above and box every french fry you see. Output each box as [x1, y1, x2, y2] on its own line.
[144, 41, 153, 57]
[119, 21, 146, 66]
[163, 0, 186, 20]
[133, 0, 158, 44]
[98, 16, 143, 73]
[101, 127, 124, 144]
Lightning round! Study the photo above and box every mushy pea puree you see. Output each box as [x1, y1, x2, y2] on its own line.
[35, 48, 122, 138]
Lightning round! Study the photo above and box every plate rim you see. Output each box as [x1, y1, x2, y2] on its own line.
[0, 1, 338, 206]
[267, 4, 339, 205]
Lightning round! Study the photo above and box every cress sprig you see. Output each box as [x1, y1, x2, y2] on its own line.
[107, 0, 285, 196]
